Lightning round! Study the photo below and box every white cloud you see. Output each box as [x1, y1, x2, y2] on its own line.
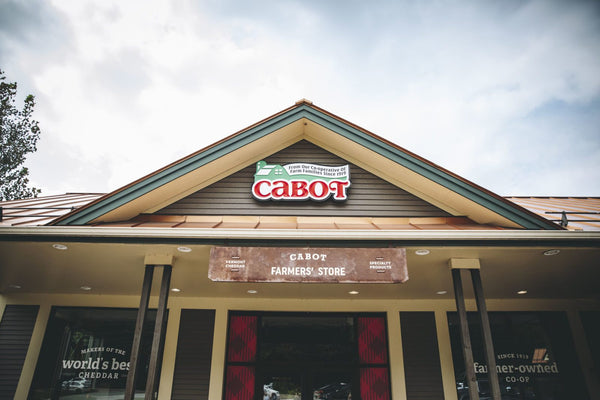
[1, 0, 598, 196]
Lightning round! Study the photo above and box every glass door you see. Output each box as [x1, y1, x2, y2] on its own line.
[224, 312, 390, 400]
[260, 367, 355, 400]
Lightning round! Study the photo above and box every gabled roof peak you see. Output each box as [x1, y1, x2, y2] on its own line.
[51, 102, 560, 229]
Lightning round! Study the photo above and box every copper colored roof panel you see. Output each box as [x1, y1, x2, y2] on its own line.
[257, 216, 298, 229]
[93, 221, 141, 227]
[410, 223, 459, 230]
[334, 217, 377, 230]
[371, 218, 417, 230]
[218, 216, 260, 229]
[297, 217, 337, 230]
[92, 215, 502, 230]
[0, 193, 104, 226]
[3, 194, 599, 231]
[507, 197, 600, 231]
[177, 216, 223, 228]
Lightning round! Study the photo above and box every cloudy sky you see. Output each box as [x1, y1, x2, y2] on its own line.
[1, 0, 599, 197]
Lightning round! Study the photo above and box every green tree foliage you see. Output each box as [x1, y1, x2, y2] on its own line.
[0, 70, 41, 200]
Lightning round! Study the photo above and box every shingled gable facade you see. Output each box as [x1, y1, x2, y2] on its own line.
[1, 100, 599, 400]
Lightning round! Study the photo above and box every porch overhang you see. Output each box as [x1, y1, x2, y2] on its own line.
[2, 227, 598, 301]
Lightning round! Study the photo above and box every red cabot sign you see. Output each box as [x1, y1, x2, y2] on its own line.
[208, 247, 408, 283]
[251, 161, 351, 201]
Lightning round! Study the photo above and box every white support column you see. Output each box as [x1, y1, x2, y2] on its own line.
[14, 303, 51, 400]
[145, 265, 172, 399]
[387, 310, 407, 400]
[435, 310, 459, 400]
[158, 303, 182, 399]
[208, 305, 228, 400]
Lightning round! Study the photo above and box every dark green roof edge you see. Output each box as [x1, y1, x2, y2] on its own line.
[56, 104, 558, 229]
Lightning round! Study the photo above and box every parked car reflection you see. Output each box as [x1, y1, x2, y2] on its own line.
[264, 383, 281, 400]
[313, 382, 351, 400]
[61, 377, 92, 394]
[457, 377, 523, 400]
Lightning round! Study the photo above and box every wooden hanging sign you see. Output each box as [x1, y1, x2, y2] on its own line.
[208, 246, 408, 283]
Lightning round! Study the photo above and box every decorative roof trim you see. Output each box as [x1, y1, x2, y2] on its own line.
[53, 102, 559, 229]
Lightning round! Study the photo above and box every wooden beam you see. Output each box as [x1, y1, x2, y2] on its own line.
[452, 269, 479, 400]
[145, 265, 172, 399]
[125, 265, 154, 400]
[471, 269, 501, 400]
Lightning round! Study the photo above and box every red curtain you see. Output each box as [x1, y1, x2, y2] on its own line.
[360, 367, 391, 400]
[358, 316, 390, 400]
[227, 315, 257, 362]
[224, 366, 255, 400]
[358, 317, 388, 364]
[224, 315, 258, 400]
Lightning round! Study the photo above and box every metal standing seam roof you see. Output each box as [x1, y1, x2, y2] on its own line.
[0, 193, 104, 227]
[507, 197, 600, 231]
[1, 193, 599, 230]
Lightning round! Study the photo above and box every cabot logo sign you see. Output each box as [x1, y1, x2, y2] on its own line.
[252, 161, 351, 201]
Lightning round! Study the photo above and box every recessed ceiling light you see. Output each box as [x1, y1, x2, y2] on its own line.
[543, 249, 560, 256]
[171, 288, 181, 292]
[8, 284, 22, 289]
[80, 286, 92, 291]
[436, 290, 447, 295]
[348, 291, 359, 295]
[177, 246, 192, 253]
[415, 249, 430, 256]
[52, 244, 68, 250]
[517, 290, 528, 295]
[247, 290, 258, 294]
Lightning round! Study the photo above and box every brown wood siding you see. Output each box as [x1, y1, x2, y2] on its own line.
[157, 141, 450, 217]
[0, 305, 39, 399]
[170, 309, 215, 400]
[400, 312, 445, 400]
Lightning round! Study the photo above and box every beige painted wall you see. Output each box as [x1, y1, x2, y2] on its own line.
[2, 293, 599, 400]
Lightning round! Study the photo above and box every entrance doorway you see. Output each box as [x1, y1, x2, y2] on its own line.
[261, 367, 353, 400]
[224, 312, 390, 400]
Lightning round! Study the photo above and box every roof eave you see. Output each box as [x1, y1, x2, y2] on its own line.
[1, 226, 596, 245]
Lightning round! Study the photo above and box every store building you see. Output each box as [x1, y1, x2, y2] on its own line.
[1, 100, 599, 400]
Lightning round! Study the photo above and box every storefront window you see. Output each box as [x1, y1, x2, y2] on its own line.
[29, 307, 157, 400]
[448, 311, 589, 400]
[224, 312, 390, 400]
[580, 311, 600, 383]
